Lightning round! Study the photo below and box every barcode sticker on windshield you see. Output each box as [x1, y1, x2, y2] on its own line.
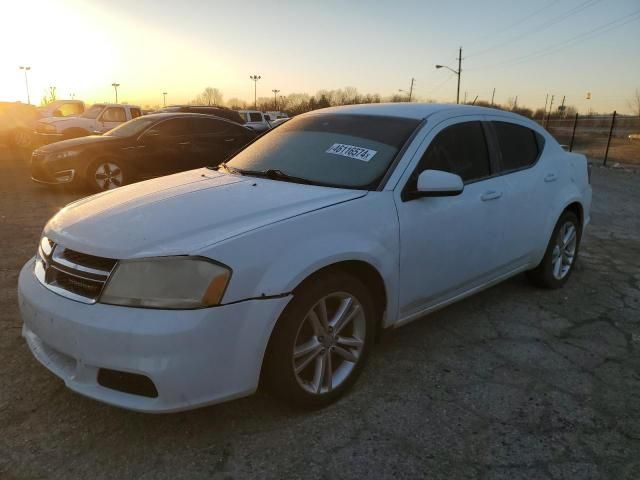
[326, 143, 377, 162]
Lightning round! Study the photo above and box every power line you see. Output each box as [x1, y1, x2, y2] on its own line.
[472, 9, 640, 70]
[467, 0, 602, 58]
[472, 0, 560, 45]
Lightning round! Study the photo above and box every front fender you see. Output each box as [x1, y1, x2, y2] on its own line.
[202, 193, 400, 325]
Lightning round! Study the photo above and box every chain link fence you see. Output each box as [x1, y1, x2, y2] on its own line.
[540, 113, 640, 167]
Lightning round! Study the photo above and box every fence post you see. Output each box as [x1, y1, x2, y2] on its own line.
[603, 110, 617, 166]
[569, 113, 578, 152]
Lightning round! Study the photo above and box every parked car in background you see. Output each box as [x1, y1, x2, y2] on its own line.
[0, 100, 87, 148]
[35, 103, 142, 143]
[158, 105, 245, 125]
[19, 104, 591, 413]
[237, 110, 272, 132]
[0, 102, 40, 148]
[270, 117, 290, 127]
[31, 112, 257, 191]
[38, 100, 85, 119]
[630, 133, 640, 143]
[265, 111, 289, 121]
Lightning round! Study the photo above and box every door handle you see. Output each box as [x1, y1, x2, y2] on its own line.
[224, 138, 235, 142]
[544, 173, 557, 182]
[481, 190, 503, 201]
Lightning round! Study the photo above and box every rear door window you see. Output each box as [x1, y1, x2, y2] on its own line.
[193, 118, 231, 135]
[153, 118, 191, 137]
[130, 108, 142, 119]
[249, 113, 263, 122]
[492, 121, 541, 172]
[415, 121, 491, 183]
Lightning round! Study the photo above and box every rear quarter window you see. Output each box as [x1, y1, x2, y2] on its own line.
[492, 121, 543, 172]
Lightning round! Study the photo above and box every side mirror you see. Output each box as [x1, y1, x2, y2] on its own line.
[412, 169, 464, 198]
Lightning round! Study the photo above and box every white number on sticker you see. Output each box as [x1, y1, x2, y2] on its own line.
[326, 143, 377, 162]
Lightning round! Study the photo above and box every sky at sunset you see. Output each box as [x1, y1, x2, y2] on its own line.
[1, 0, 639, 113]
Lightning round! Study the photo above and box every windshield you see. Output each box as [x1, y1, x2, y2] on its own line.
[81, 104, 105, 119]
[104, 116, 158, 137]
[226, 114, 420, 189]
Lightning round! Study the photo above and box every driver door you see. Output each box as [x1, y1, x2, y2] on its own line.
[134, 118, 194, 178]
[395, 118, 508, 322]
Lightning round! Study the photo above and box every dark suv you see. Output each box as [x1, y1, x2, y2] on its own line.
[157, 105, 245, 125]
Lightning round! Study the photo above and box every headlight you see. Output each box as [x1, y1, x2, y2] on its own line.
[100, 256, 231, 309]
[50, 150, 80, 161]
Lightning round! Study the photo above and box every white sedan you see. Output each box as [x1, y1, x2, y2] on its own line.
[18, 103, 592, 412]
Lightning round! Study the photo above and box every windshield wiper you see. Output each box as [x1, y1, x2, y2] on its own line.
[213, 164, 322, 186]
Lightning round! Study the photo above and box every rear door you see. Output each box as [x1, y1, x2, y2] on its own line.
[191, 118, 253, 168]
[486, 118, 549, 267]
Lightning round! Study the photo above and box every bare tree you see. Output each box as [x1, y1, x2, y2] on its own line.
[629, 88, 640, 118]
[226, 97, 247, 109]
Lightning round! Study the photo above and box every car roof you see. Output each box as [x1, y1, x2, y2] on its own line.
[142, 112, 252, 126]
[307, 103, 529, 122]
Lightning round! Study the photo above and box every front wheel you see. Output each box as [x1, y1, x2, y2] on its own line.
[87, 158, 127, 192]
[527, 210, 581, 289]
[262, 271, 376, 408]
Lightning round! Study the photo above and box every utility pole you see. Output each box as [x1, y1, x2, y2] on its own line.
[435, 47, 462, 104]
[249, 75, 261, 109]
[408, 78, 414, 102]
[491, 88, 495, 106]
[456, 47, 462, 105]
[272, 89, 280, 110]
[163, 91, 167, 107]
[559, 95, 566, 117]
[544, 94, 549, 115]
[546, 94, 555, 127]
[111, 82, 120, 103]
[19, 66, 31, 104]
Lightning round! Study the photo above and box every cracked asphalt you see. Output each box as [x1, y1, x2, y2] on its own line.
[1, 147, 639, 479]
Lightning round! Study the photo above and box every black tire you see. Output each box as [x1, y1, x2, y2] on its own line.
[527, 210, 581, 289]
[86, 157, 128, 192]
[262, 270, 376, 408]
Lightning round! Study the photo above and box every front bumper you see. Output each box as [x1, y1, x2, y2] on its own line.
[18, 259, 291, 413]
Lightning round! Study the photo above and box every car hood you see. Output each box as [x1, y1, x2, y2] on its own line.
[38, 135, 122, 152]
[44, 169, 367, 259]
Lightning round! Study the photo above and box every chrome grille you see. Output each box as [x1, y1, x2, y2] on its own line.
[35, 238, 117, 304]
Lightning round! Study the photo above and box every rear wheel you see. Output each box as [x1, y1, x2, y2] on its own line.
[527, 210, 581, 289]
[263, 271, 375, 408]
[87, 158, 127, 192]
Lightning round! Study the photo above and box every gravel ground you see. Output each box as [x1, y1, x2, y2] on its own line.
[1, 148, 639, 479]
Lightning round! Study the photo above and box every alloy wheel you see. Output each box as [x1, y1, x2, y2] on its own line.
[551, 221, 577, 280]
[94, 162, 123, 190]
[292, 292, 366, 395]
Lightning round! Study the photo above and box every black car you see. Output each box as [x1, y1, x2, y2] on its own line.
[157, 105, 245, 125]
[31, 113, 257, 191]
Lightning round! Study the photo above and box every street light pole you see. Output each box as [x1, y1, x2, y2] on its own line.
[249, 75, 261, 109]
[19, 66, 31, 104]
[272, 89, 280, 110]
[111, 82, 120, 103]
[163, 91, 168, 107]
[435, 47, 462, 104]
